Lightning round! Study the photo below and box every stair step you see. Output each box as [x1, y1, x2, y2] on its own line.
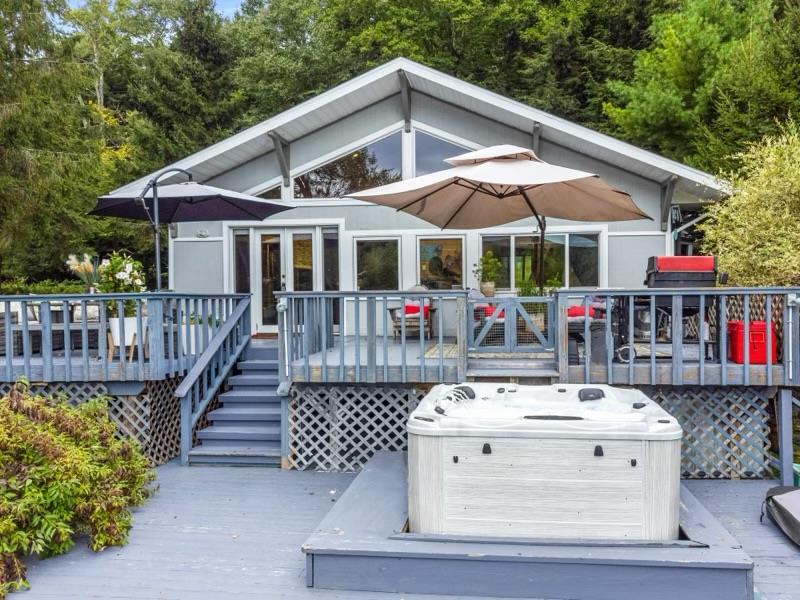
[208, 406, 281, 421]
[198, 424, 281, 441]
[237, 359, 279, 371]
[188, 442, 281, 466]
[466, 367, 560, 378]
[220, 390, 281, 404]
[244, 345, 279, 361]
[228, 374, 280, 387]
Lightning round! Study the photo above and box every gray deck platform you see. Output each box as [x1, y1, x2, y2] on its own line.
[22, 462, 799, 600]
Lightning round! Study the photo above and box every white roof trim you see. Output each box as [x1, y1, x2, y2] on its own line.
[114, 57, 723, 196]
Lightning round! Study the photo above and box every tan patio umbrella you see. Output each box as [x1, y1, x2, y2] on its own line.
[349, 144, 650, 293]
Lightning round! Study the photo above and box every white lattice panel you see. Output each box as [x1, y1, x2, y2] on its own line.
[642, 386, 773, 478]
[289, 385, 425, 471]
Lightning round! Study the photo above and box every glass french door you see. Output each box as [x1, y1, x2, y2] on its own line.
[254, 227, 338, 332]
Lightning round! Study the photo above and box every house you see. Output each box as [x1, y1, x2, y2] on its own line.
[113, 57, 725, 336]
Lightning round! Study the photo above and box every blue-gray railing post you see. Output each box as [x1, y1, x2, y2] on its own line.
[557, 291, 569, 382]
[777, 388, 795, 486]
[277, 297, 289, 394]
[147, 297, 165, 379]
[180, 394, 192, 465]
[456, 294, 467, 381]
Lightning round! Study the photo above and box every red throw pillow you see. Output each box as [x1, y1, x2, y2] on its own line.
[404, 304, 430, 318]
[567, 305, 596, 318]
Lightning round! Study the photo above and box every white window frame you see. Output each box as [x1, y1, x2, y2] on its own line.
[479, 229, 605, 290]
[289, 125, 405, 201]
[410, 123, 479, 178]
[415, 234, 466, 290]
[353, 235, 402, 291]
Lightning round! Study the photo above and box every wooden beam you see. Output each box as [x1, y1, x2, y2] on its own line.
[531, 121, 542, 154]
[268, 131, 290, 187]
[398, 69, 412, 133]
[660, 175, 677, 232]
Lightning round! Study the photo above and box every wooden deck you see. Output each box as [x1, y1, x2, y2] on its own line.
[23, 464, 799, 600]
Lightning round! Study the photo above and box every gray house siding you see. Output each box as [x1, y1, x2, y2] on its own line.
[608, 235, 666, 288]
[170, 240, 225, 293]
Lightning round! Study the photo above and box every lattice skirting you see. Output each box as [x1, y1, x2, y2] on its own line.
[288, 384, 427, 471]
[640, 386, 774, 479]
[0, 380, 188, 466]
[289, 383, 776, 478]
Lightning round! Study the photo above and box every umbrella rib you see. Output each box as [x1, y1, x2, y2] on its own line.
[441, 183, 484, 229]
[394, 178, 462, 213]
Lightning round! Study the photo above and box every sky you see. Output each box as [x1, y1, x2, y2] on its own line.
[214, 0, 242, 17]
[67, 1, 244, 18]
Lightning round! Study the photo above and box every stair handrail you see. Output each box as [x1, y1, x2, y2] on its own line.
[175, 295, 251, 464]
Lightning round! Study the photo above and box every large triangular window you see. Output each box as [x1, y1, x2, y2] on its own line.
[294, 132, 402, 199]
[415, 131, 469, 176]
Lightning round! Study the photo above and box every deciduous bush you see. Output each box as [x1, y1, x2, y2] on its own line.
[699, 120, 800, 286]
[0, 382, 155, 597]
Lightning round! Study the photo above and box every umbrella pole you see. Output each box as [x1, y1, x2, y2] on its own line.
[153, 184, 162, 291]
[536, 215, 546, 296]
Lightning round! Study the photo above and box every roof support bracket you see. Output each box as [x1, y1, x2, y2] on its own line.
[398, 70, 412, 133]
[268, 131, 291, 187]
[660, 175, 677, 232]
[531, 121, 542, 155]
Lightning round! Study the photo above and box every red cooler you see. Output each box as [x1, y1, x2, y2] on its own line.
[727, 320, 776, 364]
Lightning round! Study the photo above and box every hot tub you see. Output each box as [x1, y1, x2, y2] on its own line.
[407, 383, 682, 541]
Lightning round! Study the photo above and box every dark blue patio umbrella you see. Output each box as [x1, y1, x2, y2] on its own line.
[93, 169, 293, 289]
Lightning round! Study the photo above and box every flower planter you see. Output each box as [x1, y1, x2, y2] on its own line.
[109, 317, 144, 347]
[479, 281, 496, 297]
[181, 326, 202, 356]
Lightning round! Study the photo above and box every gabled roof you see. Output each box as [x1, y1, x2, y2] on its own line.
[113, 57, 724, 199]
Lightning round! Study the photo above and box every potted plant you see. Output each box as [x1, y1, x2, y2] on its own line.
[65, 253, 100, 293]
[97, 252, 147, 347]
[181, 313, 219, 355]
[473, 251, 503, 297]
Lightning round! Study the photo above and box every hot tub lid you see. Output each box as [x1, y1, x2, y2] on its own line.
[408, 383, 682, 441]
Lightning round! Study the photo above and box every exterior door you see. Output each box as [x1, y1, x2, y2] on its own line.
[255, 227, 335, 332]
[258, 231, 284, 331]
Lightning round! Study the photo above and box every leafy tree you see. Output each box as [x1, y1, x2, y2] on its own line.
[699, 1, 800, 170]
[604, 0, 761, 163]
[699, 120, 800, 285]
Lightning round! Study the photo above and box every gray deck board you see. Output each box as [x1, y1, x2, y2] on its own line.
[22, 464, 798, 600]
[685, 479, 799, 600]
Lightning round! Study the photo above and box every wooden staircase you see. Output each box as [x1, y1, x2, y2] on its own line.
[187, 340, 283, 466]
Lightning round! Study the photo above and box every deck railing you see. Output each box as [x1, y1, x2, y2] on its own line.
[0, 292, 250, 382]
[174, 296, 251, 464]
[556, 287, 800, 386]
[276, 290, 469, 384]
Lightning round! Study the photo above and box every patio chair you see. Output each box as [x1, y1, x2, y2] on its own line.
[387, 285, 435, 340]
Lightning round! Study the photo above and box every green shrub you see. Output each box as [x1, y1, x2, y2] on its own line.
[0, 278, 85, 296]
[0, 382, 155, 596]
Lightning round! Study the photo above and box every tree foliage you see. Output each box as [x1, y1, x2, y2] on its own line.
[699, 121, 800, 285]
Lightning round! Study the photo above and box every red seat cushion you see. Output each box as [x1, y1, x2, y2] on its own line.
[567, 305, 597, 318]
[482, 306, 505, 319]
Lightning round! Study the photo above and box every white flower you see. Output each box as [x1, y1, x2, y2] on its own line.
[125, 262, 133, 273]
[115, 272, 127, 280]
[134, 278, 142, 287]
